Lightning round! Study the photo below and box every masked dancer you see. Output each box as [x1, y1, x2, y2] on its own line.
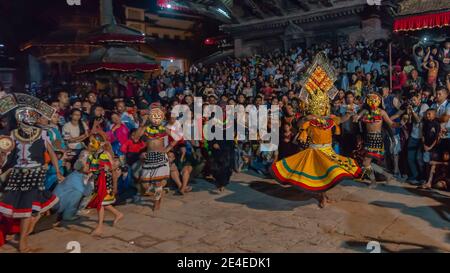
[353, 93, 401, 187]
[271, 53, 361, 208]
[86, 133, 123, 236]
[0, 94, 62, 252]
[137, 104, 177, 211]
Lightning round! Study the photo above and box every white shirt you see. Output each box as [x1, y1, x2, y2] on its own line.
[63, 122, 87, 150]
[431, 100, 450, 139]
[410, 103, 429, 139]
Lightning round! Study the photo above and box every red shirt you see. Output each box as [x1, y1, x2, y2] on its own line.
[392, 71, 407, 91]
[262, 86, 273, 98]
[120, 139, 145, 154]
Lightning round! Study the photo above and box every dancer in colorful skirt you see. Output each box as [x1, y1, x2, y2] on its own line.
[86, 134, 123, 236]
[271, 53, 361, 208]
[0, 94, 63, 252]
[137, 104, 177, 210]
[353, 93, 401, 187]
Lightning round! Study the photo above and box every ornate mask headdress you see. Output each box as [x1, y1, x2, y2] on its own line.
[0, 93, 55, 123]
[299, 52, 338, 117]
[88, 133, 105, 152]
[144, 103, 167, 140]
[0, 93, 55, 144]
[0, 93, 55, 132]
[149, 103, 165, 127]
[362, 92, 383, 123]
[366, 93, 381, 110]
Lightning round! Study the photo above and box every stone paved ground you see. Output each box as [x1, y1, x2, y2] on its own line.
[1, 172, 449, 253]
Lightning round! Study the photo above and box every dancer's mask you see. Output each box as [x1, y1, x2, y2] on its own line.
[308, 88, 330, 116]
[149, 106, 164, 127]
[88, 134, 104, 152]
[16, 107, 41, 128]
[366, 93, 381, 110]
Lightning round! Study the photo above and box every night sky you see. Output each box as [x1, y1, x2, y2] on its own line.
[0, 0, 145, 55]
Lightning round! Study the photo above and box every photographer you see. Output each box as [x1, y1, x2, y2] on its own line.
[88, 105, 109, 132]
[405, 94, 429, 184]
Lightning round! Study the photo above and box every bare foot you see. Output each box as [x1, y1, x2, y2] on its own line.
[183, 186, 192, 193]
[6, 234, 17, 242]
[91, 226, 103, 236]
[180, 186, 192, 194]
[19, 247, 31, 253]
[19, 246, 42, 253]
[153, 199, 162, 211]
[417, 184, 432, 190]
[113, 213, 124, 226]
[319, 198, 327, 208]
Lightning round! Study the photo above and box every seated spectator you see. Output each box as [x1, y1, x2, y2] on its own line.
[106, 112, 130, 157]
[120, 129, 146, 166]
[63, 108, 89, 163]
[168, 150, 193, 195]
[89, 105, 108, 132]
[47, 112, 67, 151]
[251, 140, 278, 176]
[278, 123, 299, 159]
[116, 100, 137, 130]
[44, 148, 66, 191]
[420, 151, 449, 191]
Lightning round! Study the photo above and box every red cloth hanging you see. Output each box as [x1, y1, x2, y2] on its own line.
[87, 170, 108, 211]
[0, 215, 20, 247]
[394, 11, 450, 32]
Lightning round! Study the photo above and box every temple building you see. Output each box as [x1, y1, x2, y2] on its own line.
[150, 0, 401, 58]
[393, 0, 450, 34]
[20, 12, 99, 83]
[218, 0, 396, 56]
[123, 0, 223, 72]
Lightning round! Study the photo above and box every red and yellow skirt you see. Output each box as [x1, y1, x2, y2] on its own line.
[271, 145, 361, 192]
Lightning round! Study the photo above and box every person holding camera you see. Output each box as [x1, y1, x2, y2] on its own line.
[405, 94, 429, 184]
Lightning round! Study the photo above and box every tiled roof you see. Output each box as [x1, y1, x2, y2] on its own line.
[397, 0, 450, 16]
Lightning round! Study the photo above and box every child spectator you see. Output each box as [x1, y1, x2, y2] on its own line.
[419, 108, 441, 189]
[120, 129, 146, 166]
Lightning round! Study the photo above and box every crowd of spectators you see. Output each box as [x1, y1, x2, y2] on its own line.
[0, 38, 449, 221]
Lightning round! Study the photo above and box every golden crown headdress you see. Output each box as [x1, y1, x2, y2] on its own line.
[0, 93, 55, 120]
[299, 52, 338, 116]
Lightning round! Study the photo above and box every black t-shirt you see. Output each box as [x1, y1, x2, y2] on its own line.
[422, 119, 441, 146]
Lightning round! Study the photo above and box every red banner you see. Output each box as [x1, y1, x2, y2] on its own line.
[394, 11, 450, 32]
